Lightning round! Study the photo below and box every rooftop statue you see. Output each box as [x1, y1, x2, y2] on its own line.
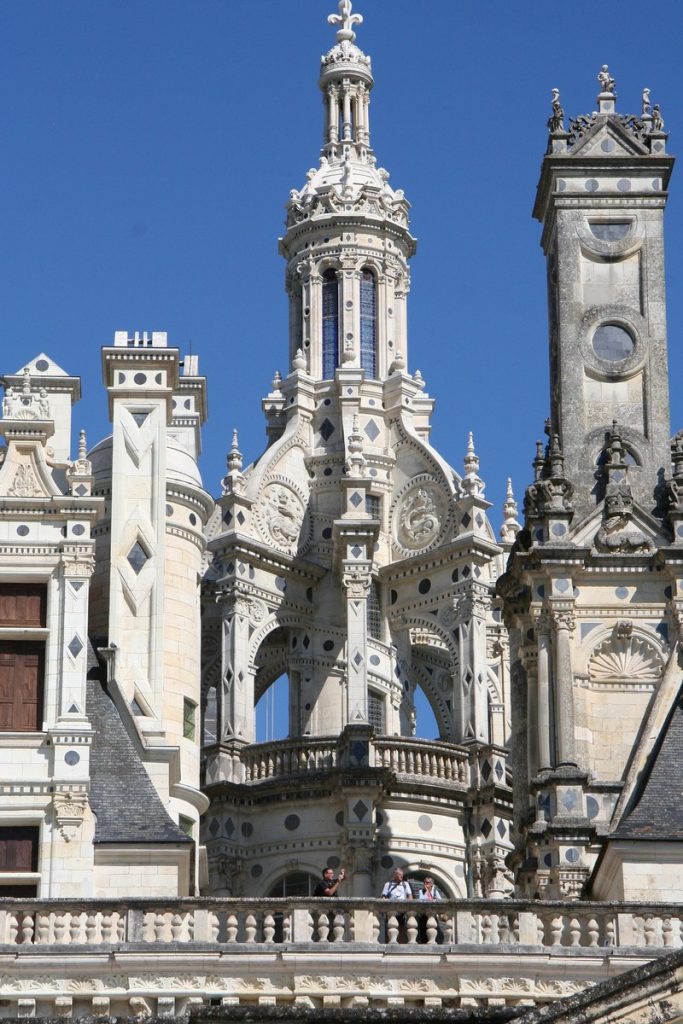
[597, 64, 616, 95]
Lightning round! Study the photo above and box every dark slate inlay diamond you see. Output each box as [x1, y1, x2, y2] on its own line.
[494, 760, 504, 780]
[284, 814, 300, 831]
[303, 634, 310, 649]
[132, 412, 149, 427]
[364, 419, 380, 442]
[223, 510, 233, 525]
[68, 635, 84, 658]
[241, 822, 253, 837]
[481, 760, 492, 781]
[70, 581, 84, 592]
[353, 800, 368, 821]
[461, 513, 471, 528]
[481, 819, 492, 838]
[349, 491, 363, 508]
[208, 818, 220, 836]
[351, 545, 362, 557]
[353, 650, 363, 667]
[75, 484, 88, 496]
[320, 418, 335, 441]
[237, 511, 245, 525]
[127, 541, 149, 575]
[225, 818, 236, 837]
[496, 820, 506, 838]
[475, 513, 484, 527]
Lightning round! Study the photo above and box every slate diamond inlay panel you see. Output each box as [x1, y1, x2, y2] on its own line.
[351, 545, 362, 557]
[364, 419, 380, 442]
[320, 418, 335, 441]
[127, 541, 149, 575]
[68, 635, 84, 658]
[353, 800, 369, 821]
[350, 491, 363, 508]
[353, 650, 363, 667]
[481, 819, 492, 838]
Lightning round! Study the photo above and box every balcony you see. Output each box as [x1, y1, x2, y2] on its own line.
[0, 896, 681, 1016]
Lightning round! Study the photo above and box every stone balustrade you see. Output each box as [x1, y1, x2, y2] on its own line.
[240, 737, 337, 781]
[373, 736, 469, 783]
[2, 897, 682, 950]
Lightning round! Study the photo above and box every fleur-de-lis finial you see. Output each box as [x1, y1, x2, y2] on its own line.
[328, 0, 363, 43]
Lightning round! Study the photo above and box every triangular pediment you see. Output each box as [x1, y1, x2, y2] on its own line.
[15, 352, 70, 378]
[567, 499, 668, 551]
[570, 116, 649, 158]
[0, 446, 62, 499]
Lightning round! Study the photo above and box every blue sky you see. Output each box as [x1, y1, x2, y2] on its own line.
[1, 0, 682, 530]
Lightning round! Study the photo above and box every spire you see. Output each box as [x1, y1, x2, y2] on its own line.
[500, 478, 521, 544]
[222, 429, 244, 496]
[462, 432, 484, 497]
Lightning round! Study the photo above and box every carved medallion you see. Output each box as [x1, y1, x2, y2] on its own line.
[256, 480, 310, 555]
[392, 477, 447, 555]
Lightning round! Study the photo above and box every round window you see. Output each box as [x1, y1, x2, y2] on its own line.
[592, 323, 634, 362]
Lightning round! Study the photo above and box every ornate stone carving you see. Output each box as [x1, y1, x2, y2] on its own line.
[8, 463, 40, 498]
[52, 792, 88, 842]
[589, 631, 663, 685]
[594, 490, 653, 554]
[597, 65, 616, 95]
[2, 370, 50, 421]
[341, 565, 372, 599]
[392, 476, 447, 555]
[256, 481, 309, 555]
[547, 88, 565, 134]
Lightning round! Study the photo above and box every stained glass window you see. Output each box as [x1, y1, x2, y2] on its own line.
[360, 268, 377, 377]
[322, 269, 339, 379]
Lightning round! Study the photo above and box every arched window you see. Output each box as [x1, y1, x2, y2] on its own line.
[360, 268, 377, 377]
[322, 269, 339, 379]
[367, 581, 381, 640]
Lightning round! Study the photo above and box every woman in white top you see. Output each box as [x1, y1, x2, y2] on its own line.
[418, 876, 443, 901]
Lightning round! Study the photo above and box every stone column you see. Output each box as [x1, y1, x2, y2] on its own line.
[534, 612, 553, 772]
[341, 564, 372, 724]
[219, 591, 255, 745]
[551, 609, 577, 767]
[455, 586, 490, 744]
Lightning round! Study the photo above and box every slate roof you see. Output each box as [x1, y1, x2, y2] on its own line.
[86, 643, 191, 845]
[613, 684, 683, 840]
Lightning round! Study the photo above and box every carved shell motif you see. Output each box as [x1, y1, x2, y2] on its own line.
[588, 634, 663, 685]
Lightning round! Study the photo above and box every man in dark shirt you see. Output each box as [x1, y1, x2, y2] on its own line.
[313, 866, 346, 896]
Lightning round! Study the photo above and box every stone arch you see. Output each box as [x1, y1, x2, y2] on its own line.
[398, 614, 459, 740]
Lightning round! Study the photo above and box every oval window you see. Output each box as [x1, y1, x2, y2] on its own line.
[592, 323, 634, 362]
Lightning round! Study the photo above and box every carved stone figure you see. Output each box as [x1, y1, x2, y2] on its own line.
[394, 482, 445, 552]
[652, 103, 664, 132]
[594, 491, 653, 554]
[597, 65, 616, 95]
[547, 88, 565, 134]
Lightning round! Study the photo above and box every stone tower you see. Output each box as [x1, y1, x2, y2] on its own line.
[501, 72, 683, 901]
[201, 1, 514, 901]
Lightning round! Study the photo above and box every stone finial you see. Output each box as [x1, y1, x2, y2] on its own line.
[642, 88, 651, 118]
[597, 65, 616, 96]
[462, 432, 484, 497]
[328, 0, 363, 43]
[78, 429, 87, 462]
[413, 369, 424, 389]
[271, 370, 282, 392]
[500, 478, 521, 544]
[347, 413, 366, 476]
[547, 88, 565, 134]
[292, 348, 307, 372]
[227, 429, 243, 474]
[390, 351, 405, 374]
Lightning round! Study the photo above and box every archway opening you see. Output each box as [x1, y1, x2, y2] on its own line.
[255, 673, 290, 743]
[413, 683, 440, 740]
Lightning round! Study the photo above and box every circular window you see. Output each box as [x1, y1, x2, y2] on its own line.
[592, 323, 634, 362]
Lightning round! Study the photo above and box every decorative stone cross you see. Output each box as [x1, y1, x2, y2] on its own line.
[328, 0, 363, 43]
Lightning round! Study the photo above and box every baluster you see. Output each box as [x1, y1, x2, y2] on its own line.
[481, 913, 493, 943]
[282, 913, 292, 943]
[8, 913, 18, 944]
[101, 914, 116, 942]
[332, 912, 345, 942]
[605, 917, 616, 947]
[21, 914, 34, 945]
[406, 913, 418, 944]
[550, 916, 564, 946]
[512, 916, 520, 943]
[70, 913, 82, 944]
[663, 917, 674, 947]
[36, 913, 50, 944]
[53, 913, 67, 944]
[425, 915, 438, 944]
[644, 915, 656, 947]
[171, 914, 184, 940]
[117, 913, 125, 941]
[442, 914, 454, 944]
[142, 913, 156, 942]
[316, 912, 330, 942]
[587, 918, 599, 947]
[633, 915, 645, 945]
[226, 914, 238, 942]
[536, 914, 545, 945]
[569, 917, 581, 947]
[371, 911, 380, 944]
[263, 914, 275, 942]
[244, 914, 257, 942]
[386, 914, 399, 943]
[498, 914, 510, 944]
[86, 913, 99, 943]
[208, 913, 219, 941]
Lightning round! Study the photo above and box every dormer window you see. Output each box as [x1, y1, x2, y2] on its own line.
[322, 269, 339, 379]
[360, 268, 377, 377]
